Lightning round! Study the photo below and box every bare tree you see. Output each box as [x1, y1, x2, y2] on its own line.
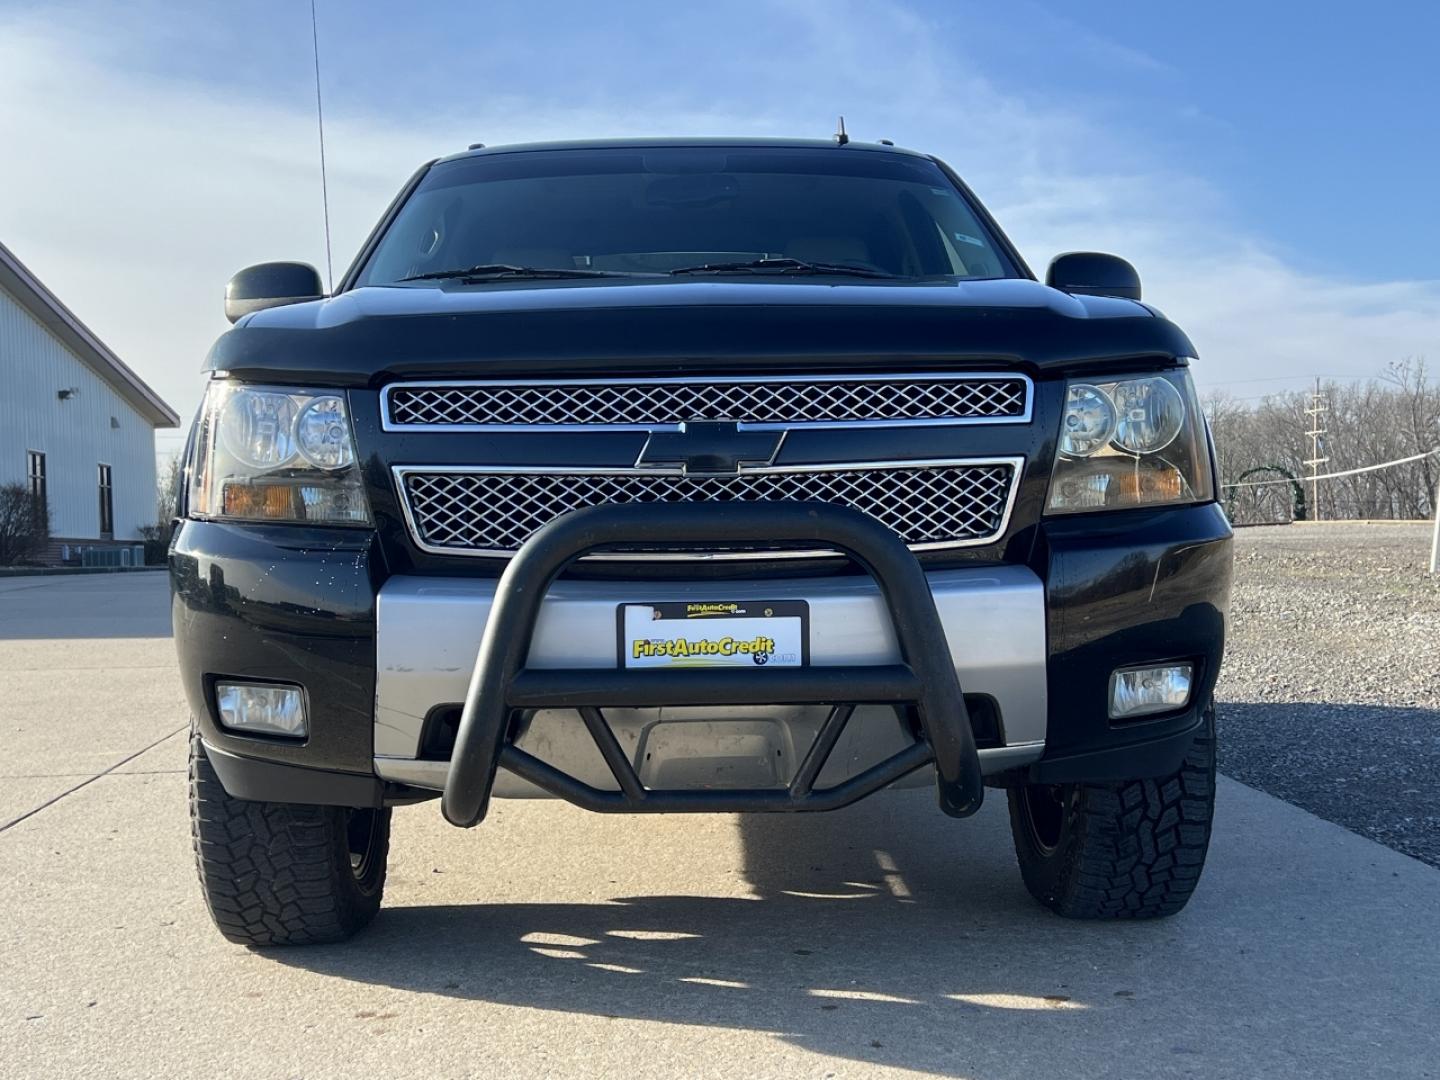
[156, 454, 184, 523]
[0, 484, 50, 566]
[141, 454, 185, 565]
[1211, 361, 1438, 524]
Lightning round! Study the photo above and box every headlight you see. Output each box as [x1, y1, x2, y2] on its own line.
[1046, 368, 1212, 515]
[1111, 377, 1184, 454]
[189, 382, 370, 524]
[1058, 384, 1117, 457]
[220, 389, 299, 468]
[295, 396, 357, 469]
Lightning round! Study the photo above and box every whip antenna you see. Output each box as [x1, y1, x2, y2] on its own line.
[309, 0, 334, 291]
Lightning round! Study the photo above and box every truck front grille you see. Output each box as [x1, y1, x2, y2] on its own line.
[383, 373, 1030, 429]
[396, 461, 1020, 558]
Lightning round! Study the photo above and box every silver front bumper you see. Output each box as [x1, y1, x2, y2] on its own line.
[374, 566, 1047, 796]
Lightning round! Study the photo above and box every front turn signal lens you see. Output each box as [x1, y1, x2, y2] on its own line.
[221, 482, 304, 520]
[1113, 460, 1184, 502]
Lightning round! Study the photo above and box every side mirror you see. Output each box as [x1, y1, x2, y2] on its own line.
[1045, 252, 1141, 302]
[225, 262, 325, 323]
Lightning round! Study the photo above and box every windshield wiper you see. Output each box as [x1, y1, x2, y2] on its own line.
[667, 257, 896, 279]
[399, 264, 652, 282]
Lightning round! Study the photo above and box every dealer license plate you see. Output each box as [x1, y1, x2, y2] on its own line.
[618, 600, 809, 669]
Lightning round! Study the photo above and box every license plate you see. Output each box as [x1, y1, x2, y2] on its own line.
[618, 600, 809, 669]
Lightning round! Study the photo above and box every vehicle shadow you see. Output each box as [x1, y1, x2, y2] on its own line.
[268, 793, 1116, 1076]
[260, 784, 1411, 1078]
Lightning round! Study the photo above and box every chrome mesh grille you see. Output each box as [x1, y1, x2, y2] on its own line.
[386, 376, 1028, 428]
[400, 463, 1017, 556]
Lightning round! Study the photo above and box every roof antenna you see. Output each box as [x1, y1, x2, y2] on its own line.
[309, 0, 334, 293]
[834, 116, 849, 146]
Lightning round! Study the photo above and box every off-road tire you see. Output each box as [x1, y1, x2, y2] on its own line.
[188, 727, 390, 945]
[1007, 699, 1215, 919]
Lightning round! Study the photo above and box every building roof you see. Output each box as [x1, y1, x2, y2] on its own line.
[0, 240, 180, 428]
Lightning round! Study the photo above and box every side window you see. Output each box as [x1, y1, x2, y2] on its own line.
[98, 463, 114, 538]
[26, 451, 47, 524]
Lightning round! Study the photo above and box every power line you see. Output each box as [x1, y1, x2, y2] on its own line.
[1196, 372, 1381, 389]
[1207, 390, 1326, 404]
[1199, 369, 1437, 400]
[1221, 448, 1439, 489]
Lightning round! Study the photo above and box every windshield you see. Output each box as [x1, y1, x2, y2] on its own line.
[355, 146, 1017, 285]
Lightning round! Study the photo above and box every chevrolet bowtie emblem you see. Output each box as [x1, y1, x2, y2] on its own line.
[635, 421, 786, 474]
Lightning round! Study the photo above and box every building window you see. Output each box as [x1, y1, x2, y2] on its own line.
[26, 451, 47, 524]
[98, 463, 114, 539]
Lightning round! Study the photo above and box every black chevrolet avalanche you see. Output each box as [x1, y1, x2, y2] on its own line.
[174, 138, 1232, 944]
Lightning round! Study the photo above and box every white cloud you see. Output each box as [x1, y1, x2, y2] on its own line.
[0, 0, 1435, 439]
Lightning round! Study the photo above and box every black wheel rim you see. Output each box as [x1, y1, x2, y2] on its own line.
[345, 808, 380, 881]
[1021, 783, 1069, 855]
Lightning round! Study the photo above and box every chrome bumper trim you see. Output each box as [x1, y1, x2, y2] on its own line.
[374, 565, 1047, 797]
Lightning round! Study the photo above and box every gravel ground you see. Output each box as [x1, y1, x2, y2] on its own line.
[1217, 521, 1440, 867]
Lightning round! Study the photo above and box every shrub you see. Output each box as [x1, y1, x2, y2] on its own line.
[139, 523, 173, 566]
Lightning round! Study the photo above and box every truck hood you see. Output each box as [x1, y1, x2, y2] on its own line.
[207, 277, 1196, 385]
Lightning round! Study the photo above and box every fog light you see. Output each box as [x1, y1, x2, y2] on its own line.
[216, 682, 307, 738]
[1109, 664, 1192, 720]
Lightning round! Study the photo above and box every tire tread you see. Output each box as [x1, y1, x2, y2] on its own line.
[187, 728, 388, 945]
[1010, 703, 1216, 919]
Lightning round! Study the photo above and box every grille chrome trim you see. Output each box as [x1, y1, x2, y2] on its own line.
[393, 457, 1025, 561]
[381, 372, 1033, 431]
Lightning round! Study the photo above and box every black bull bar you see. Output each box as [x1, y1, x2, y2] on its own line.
[441, 502, 985, 827]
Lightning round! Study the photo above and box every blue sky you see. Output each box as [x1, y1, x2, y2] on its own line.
[1, 0, 1437, 436]
[97, 0, 1440, 281]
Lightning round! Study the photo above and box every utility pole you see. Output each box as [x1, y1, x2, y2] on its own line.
[1304, 378, 1329, 522]
[1430, 480, 1439, 573]
[1432, 420, 1439, 573]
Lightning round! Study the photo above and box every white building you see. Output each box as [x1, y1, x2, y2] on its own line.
[0, 240, 179, 564]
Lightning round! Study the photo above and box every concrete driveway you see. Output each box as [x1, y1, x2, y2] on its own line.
[2, 573, 1437, 1079]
